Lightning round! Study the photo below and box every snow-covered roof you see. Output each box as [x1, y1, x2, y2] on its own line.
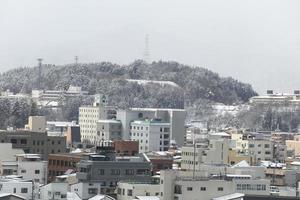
[135, 196, 160, 200]
[231, 160, 250, 168]
[209, 132, 230, 137]
[0, 193, 26, 199]
[126, 79, 180, 88]
[212, 193, 244, 200]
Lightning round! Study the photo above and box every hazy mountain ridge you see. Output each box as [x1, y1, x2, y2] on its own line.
[0, 60, 257, 109]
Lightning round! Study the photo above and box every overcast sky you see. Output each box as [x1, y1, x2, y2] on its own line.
[1, 0, 300, 94]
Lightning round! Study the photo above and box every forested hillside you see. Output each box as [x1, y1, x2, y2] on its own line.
[0, 60, 257, 107]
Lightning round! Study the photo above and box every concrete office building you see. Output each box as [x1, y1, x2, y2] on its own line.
[16, 154, 48, 184]
[160, 170, 270, 200]
[96, 119, 122, 142]
[130, 119, 171, 153]
[0, 130, 66, 160]
[26, 116, 46, 133]
[0, 154, 48, 185]
[248, 139, 274, 164]
[116, 181, 160, 200]
[0, 143, 24, 175]
[117, 108, 186, 147]
[0, 177, 37, 200]
[48, 153, 83, 182]
[181, 139, 230, 171]
[76, 146, 152, 196]
[79, 94, 110, 144]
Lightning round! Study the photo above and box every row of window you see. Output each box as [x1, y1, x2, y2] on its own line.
[20, 169, 40, 174]
[117, 188, 159, 197]
[90, 168, 150, 176]
[249, 143, 271, 148]
[174, 185, 223, 194]
[236, 184, 266, 191]
[48, 159, 77, 167]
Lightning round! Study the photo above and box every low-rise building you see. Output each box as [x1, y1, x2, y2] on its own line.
[113, 140, 139, 156]
[160, 170, 270, 200]
[0, 130, 66, 160]
[76, 146, 152, 196]
[116, 180, 160, 200]
[48, 153, 83, 182]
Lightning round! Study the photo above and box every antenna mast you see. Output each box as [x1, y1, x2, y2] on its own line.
[37, 58, 43, 90]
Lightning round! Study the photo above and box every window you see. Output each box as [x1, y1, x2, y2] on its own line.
[174, 185, 182, 194]
[11, 139, 17, 144]
[21, 188, 28, 193]
[21, 170, 26, 173]
[88, 188, 97, 194]
[187, 187, 193, 191]
[218, 187, 223, 191]
[127, 189, 133, 196]
[160, 127, 163, 132]
[264, 144, 270, 148]
[117, 188, 121, 195]
[111, 169, 120, 175]
[20, 139, 27, 144]
[98, 169, 105, 175]
[35, 170, 40, 174]
[125, 169, 134, 175]
[200, 187, 206, 191]
[164, 127, 170, 132]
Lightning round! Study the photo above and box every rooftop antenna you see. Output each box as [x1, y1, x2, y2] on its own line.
[143, 34, 150, 63]
[75, 56, 78, 65]
[37, 58, 43, 90]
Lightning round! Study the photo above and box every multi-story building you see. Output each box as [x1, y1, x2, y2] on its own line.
[96, 119, 122, 141]
[0, 176, 38, 200]
[76, 146, 152, 196]
[116, 179, 160, 200]
[248, 139, 274, 164]
[117, 108, 186, 147]
[70, 182, 103, 199]
[160, 170, 270, 200]
[16, 154, 48, 184]
[0, 154, 48, 185]
[0, 130, 66, 160]
[39, 180, 68, 200]
[130, 119, 171, 153]
[145, 152, 173, 174]
[113, 140, 139, 156]
[26, 116, 46, 133]
[48, 153, 83, 182]
[181, 139, 230, 171]
[31, 85, 89, 107]
[0, 143, 24, 175]
[79, 94, 111, 144]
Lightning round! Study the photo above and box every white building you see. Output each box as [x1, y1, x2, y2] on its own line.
[26, 116, 46, 133]
[159, 170, 270, 200]
[130, 119, 171, 153]
[70, 182, 103, 200]
[117, 108, 186, 147]
[116, 181, 160, 200]
[0, 143, 24, 175]
[0, 177, 37, 200]
[16, 154, 48, 184]
[39, 181, 68, 200]
[181, 139, 230, 170]
[248, 139, 274, 164]
[96, 120, 122, 142]
[79, 94, 109, 144]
